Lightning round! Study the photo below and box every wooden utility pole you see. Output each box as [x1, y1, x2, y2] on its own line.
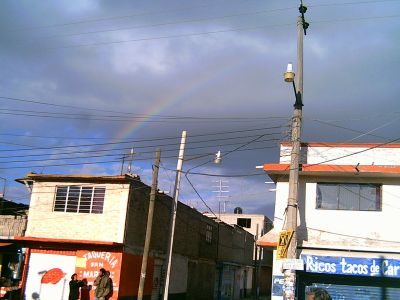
[137, 148, 161, 300]
[282, 2, 308, 300]
[162, 130, 187, 300]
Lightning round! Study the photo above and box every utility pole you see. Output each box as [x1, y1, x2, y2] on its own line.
[138, 149, 161, 300]
[162, 130, 187, 300]
[283, 2, 308, 300]
[253, 224, 259, 298]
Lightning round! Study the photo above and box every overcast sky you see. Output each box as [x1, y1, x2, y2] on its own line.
[0, 0, 399, 218]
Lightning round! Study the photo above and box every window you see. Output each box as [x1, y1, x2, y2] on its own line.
[54, 186, 106, 214]
[316, 183, 381, 211]
[237, 218, 252, 228]
[205, 224, 213, 244]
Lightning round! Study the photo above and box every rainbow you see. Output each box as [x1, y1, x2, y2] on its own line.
[114, 59, 237, 141]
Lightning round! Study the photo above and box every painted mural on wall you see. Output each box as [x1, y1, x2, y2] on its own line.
[76, 250, 122, 300]
[24, 252, 76, 300]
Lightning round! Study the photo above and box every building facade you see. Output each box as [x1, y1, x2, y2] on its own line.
[263, 142, 400, 300]
[16, 173, 253, 300]
[204, 211, 274, 296]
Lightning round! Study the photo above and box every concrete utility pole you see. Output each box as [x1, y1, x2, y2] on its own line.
[138, 148, 161, 300]
[162, 130, 187, 300]
[283, 2, 308, 299]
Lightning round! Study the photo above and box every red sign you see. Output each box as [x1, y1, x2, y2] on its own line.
[76, 250, 122, 300]
[41, 268, 66, 284]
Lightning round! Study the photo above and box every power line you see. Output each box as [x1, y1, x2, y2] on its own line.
[311, 119, 388, 140]
[0, 136, 282, 159]
[0, 107, 277, 121]
[8, 0, 397, 34]
[24, 13, 398, 51]
[34, 7, 296, 41]
[0, 124, 287, 143]
[5, 2, 225, 32]
[0, 137, 282, 164]
[274, 216, 400, 244]
[311, 14, 400, 26]
[0, 96, 289, 121]
[0, 110, 274, 124]
[0, 126, 286, 152]
[309, 0, 400, 9]
[185, 176, 218, 219]
[30, 0, 400, 42]
[0, 143, 281, 170]
[38, 22, 295, 50]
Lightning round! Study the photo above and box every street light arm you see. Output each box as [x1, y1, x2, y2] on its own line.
[292, 81, 303, 109]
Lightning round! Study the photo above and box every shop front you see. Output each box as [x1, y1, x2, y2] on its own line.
[297, 253, 400, 300]
[15, 237, 155, 300]
[0, 241, 26, 299]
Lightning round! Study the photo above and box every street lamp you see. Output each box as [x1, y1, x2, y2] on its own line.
[214, 151, 222, 164]
[284, 63, 303, 108]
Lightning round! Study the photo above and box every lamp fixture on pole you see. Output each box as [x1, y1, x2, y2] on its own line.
[284, 63, 303, 108]
[214, 150, 222, 164]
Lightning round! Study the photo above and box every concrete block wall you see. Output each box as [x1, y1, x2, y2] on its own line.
[274, 176, 400, 252]
[280, 144, 400, 165]
[25, 181, 129, 243]
[123, 180, 217, 260]
[0, 215, 27, 237]
[217, 223, 253, 266]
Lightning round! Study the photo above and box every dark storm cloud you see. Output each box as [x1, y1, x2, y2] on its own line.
[0, 0, 399, 217]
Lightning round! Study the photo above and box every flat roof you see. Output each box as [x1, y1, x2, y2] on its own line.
[264, 164, 400, 182]
[280, 142, 400, 148]
[15, 236, 124, 249]
[16, 173, 141, 184]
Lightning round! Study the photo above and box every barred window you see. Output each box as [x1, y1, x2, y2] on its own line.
[54, 186, 105, 214]
[316, 183, 381, 211]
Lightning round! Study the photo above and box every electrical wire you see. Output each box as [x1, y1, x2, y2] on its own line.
[274, 216, 400, 244]
[7, 0, 397, 34]
[5, 2, 229, 32]
[0, 124, 287, 143]
[38, 22, 295, 50]
[182, 133, 274, 220]
[34, 6, 296, 41]
[309, 0, 400, 9]
[0, 96, 286, 121]
[31, 1, 400, 41]
[311, 119, 388, 140]
[23, 13, 398, 51]
[0, 110, 275, 124]
[0, 146, 280, 171]
[0, 137, 282, 164]
[185, 175, 218, 219]
[0, 126, 286, 152]
[0, 143, 281, 170]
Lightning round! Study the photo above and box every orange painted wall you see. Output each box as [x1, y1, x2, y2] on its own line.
[31, 249, 76, 256]
[76, 250, 122, 300]
[119, 253, 154, 297]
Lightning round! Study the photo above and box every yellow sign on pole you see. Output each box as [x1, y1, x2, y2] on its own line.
[276, 230, 294, 260]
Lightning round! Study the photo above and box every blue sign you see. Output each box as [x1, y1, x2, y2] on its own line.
[272, 275, 284, 296]
[302, 254, 400, 278]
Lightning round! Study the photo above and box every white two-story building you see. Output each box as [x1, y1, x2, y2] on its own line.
[262, 142, 400, 300]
